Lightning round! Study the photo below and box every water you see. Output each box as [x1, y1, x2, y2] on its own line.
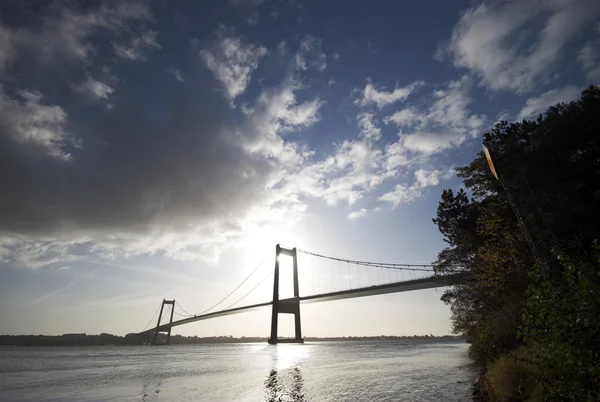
[0, 340, 476, 401]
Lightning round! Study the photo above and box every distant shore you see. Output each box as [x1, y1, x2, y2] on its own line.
[0, 333, 464, 347]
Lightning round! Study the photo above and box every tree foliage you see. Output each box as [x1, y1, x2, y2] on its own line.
[433, 86, 600, 400]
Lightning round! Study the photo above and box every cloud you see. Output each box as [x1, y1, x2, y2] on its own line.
[0, 2, 322, 268]
[167, 66, 185, 82]
[0, 69, 287, 266]
[578, 25, 600, 83]
[200, 32, 268, 102]
[295, 35, 327, 71]
[0, 61, 331, 268]
[0, 87, 76, 160]
[441, 0, 600, 93]
[112, 30, 161, 61]
[518, 85, 581, 120]
[384, 108, 423, 127]
[357, 112, 381, 141]
[277, 112, 410, 207]
[348, 209, 367, 219]
[0, 1, 152, 72]
[379, 183, 421, 206]
[242, 80, 324, 161]
[76, 77, 114, 99]
[415, 169, 442, 187]
[0, 64, 457, 267]
[356, 80, 423, 109]
[0, 1, 476, 269]
[0, 237, 82, 269]
[379, 168, 453, 207]
[389, 76, 486, 155]
[402, 132, 466, 155]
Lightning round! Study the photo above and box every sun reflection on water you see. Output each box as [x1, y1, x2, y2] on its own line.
[273, 344, 311, 370]
[264, 367, 306, 402]
[262, 344, 311, 401]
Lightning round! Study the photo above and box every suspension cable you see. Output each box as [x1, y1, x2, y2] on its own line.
[141, 302, 162, 332]
[222, 270, 273, 311]
[173, 310, 191, 318]
[297, 249, 437, 272]
[189, 253, 270, 316]
[175, 301, 195, 317]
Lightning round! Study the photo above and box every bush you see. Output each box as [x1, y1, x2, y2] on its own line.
[483, 348, 539, 402]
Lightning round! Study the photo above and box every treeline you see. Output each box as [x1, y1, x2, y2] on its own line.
[0, 333, 462, 346]
[433, 86, 600, 401]
[0, 333, 135, 346]
[0, 334, 265, 346]
[304, 335, 463, 341]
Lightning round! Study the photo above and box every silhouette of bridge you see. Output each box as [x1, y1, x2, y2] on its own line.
[137, 245, 464, 345]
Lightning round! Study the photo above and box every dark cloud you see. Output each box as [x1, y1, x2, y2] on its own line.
[0, 77, 274, 237]
[0, 0, 276, 246]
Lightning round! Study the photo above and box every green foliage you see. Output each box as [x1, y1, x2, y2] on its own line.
[519, 251, 600, 401]
[483, 348, 540, 402]
[433, 86, 600, 400]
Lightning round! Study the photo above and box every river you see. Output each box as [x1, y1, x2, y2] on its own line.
[0, 340, 476, 401]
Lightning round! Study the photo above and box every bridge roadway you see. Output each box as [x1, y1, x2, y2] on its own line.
[140, 273, 462, 335]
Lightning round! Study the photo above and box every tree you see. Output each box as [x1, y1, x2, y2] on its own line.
[433, 86, 600, 400]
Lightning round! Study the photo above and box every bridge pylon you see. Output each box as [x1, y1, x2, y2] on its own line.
[151, 299, 175, 345]
[268, 244, 303, 344]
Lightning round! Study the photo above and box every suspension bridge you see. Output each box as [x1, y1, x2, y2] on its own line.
[137, 245, 465, 345]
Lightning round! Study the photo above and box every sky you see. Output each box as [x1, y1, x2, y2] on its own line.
[1, 0, 599, 338]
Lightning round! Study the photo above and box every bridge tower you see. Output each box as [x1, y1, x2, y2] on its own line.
[152, 299, 175, 345]
[268, 244, 303, 344]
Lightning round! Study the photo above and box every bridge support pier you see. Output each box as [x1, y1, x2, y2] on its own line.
[151, 299, 175, 345]
[268, 244, 303, 344]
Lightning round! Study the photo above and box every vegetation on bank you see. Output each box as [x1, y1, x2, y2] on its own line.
[0, 333, 463, 346]
[433, 86, 600, 401]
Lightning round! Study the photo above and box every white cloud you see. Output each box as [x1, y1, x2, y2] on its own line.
[271, 104, 457, 211]
[415, 169, 441, 187]
[242, 81, 324, 162]
[112, 30, 161, 61]
[379, 168, 453, 207]
[295, 35, 327, 71]
[275, 131, 378, 207]
[357, 112, 381, 141]
[348, 209, 367, 219]
[379, 184, 421, 206]
[167, 66, 185, 82]
[0, 88, 75, 160]
[401, 132, 465, 154]
[200, 33, 268, 102]
[357, 81, 423, 109]
[384, 141, 411, 172]
[442, 0, 600, 93]
[277, 111, 412, 207]
[415, 168, 455, 187]
[76, 77, 114, 99]
[0, 235, 83, 269]
[392, 76, 486, 155]
[384, 108, 423, 127]
[518, 85, 581, 120]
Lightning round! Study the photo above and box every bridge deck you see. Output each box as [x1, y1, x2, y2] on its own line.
[140, 274, 461, 335]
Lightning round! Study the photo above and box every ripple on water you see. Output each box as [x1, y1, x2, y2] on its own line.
[0, 341, 476, 401]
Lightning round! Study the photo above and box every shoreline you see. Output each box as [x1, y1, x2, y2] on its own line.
[0, 334, 465, 347]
